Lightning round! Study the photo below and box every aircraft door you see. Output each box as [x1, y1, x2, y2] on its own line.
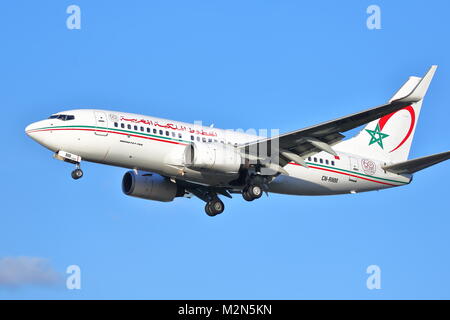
[94, 111, 108, 136]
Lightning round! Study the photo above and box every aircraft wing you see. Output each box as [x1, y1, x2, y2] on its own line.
[239, 66, 437, 170]
[382, 151, 450, 175]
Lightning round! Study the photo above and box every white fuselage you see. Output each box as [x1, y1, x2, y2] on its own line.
[25, 109, 411, 195]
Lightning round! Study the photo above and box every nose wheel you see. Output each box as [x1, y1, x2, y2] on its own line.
[71, 164, 83, 180]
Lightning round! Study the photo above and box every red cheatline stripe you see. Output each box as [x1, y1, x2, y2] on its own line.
[289, 162, 398, 186]
[28, 128, 188, 146]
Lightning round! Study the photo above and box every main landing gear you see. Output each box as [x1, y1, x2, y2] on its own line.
[71, 163, 83, 180]
[205, 198, 225, 217]
[242, 184, 263, 201]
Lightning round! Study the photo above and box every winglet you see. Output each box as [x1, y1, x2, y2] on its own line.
[391, 65, 437, 104]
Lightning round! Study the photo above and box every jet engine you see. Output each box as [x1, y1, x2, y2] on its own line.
[122, 171, 184, 202]
[183, 142, 242, 173]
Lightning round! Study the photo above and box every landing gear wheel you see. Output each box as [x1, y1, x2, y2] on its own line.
[205, 203, 215, 217]
[71, 168, 83, 180]
[248, 185, 263, 199]
[242, 188, 254, 202]
[242, 185, 262, 201]
[205, 199, 224, 216]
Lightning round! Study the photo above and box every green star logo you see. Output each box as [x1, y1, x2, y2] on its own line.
[366, 124, 389, 149]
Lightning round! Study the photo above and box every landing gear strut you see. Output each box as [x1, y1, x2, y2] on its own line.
[205, 198, 224, 217]
[242, 184, 263, 201]
[71, 163, 83, 180]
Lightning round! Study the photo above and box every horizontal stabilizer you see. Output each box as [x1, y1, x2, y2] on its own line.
[382, 151, 450, 175]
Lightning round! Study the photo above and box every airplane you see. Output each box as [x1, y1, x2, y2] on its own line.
[25, 66, 449, 216]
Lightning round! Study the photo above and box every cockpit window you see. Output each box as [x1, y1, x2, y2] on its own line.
[48, 114, 75, 121]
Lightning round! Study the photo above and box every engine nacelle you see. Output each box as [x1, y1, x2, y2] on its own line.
[122, 171, 183, 202]
[183, 142, 242, 173]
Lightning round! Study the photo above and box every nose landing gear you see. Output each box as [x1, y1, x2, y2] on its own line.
[53, 151, 84, 180]
[71, 163, 83, 180]
[71, 168, 83, 180]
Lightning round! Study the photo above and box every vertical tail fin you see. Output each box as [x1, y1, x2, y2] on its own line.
[336, 66, 437, 163]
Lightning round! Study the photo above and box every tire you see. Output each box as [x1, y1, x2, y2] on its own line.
[247, 185, 262, 199]
[211, 199, 224, 214]
[242, 188, 254, 201]
[205, 203, 216, 217]
[205, 199, 224, 216]
[71, 169, 83, 180]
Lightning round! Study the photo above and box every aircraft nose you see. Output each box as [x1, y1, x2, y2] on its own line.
[25, 120, 47, 144]
[25, 121, 42, 138]
[25, 124, 32, 135]
[25, 120, 58, 151]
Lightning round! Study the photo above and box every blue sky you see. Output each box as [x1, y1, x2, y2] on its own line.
[0, 0, 449, 299]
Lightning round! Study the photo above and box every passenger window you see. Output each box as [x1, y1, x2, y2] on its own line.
[308, 157, 311, 161]
[140, 126, 144, 132]
[153, 129, 156, 134]
[172, 132, 176, 137]
[331, 161, 335, 166]
[325, 159, 329, 165]
[127, 124, 131, 129]
[214, 139, 218, 143]
[178, 133, 182, 139]
[197, 137, 200, 141]
[202, 137, 206, 142]
[121, 123, 125, 129]
[134, 125, 138, 131]
[191, 135, 194, 141]
[320, 158, 323, 164]
[208, 138, 212, 143]
[147, 128, 150, 133]
[159, 130, 163, 135]
[165, 131, 169, 136]
[314, 157, 317, 162]
[114, 122, 118, 127]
